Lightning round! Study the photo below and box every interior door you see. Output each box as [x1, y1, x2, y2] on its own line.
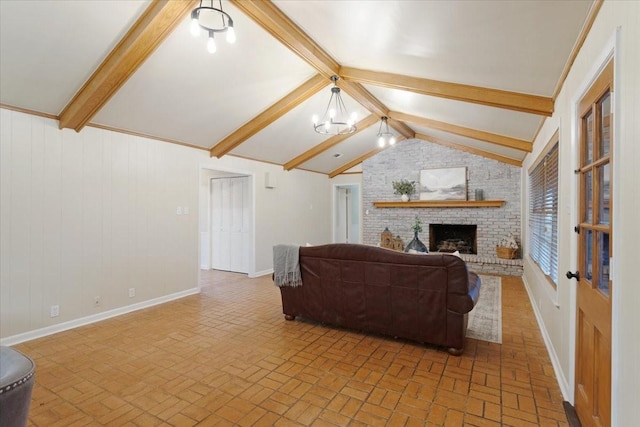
[211, 176, 249, 273]
[573, 59, 613, 427]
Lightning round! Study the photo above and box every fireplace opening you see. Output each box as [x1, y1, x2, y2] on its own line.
[429, 224, 477, 254]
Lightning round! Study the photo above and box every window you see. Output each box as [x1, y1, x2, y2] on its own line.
[529, 137, 559, 286]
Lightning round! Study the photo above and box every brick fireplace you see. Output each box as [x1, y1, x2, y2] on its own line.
[362, 139, 523, 275]
[429, 224, 477, 254]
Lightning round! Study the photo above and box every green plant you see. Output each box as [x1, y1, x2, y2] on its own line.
[392, 179, 416, 196]
[411, 215, 423, 233]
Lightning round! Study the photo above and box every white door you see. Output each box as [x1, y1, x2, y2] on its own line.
[211, 176, 249, 273]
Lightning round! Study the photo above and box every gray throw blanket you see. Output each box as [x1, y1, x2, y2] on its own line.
[273, 244, 302, 287]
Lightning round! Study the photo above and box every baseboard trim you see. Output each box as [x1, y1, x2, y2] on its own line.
[521, 275, 571, 401]
[0, 288, 200, 346]
[249, 268, 273, 278]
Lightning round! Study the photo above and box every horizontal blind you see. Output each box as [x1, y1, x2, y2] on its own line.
[529, 143, 559, 284]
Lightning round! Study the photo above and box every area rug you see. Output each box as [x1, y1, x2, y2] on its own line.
[466, 275, 502, 344]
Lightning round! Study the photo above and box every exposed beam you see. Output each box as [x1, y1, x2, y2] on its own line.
[230, 0, 339, 77]
[338, 80, 415, 139]
[58, 0, 198, 132]
[232, 0, 413, 164]
[284, 114, 379, 171]
[415, 133, 523, 167]
[388, 111, 532, 152]
[327, 136, 407, 178]
[210, 74, 327, 158]
[340, 67, 554, 117]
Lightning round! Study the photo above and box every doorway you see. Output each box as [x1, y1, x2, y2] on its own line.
[334, 184, 360, 243]
[573, 58, 613, 427]
[210, 176, 250, 273]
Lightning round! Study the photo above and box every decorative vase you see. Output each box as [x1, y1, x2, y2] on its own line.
[401, 194, 409, 202]
[404, 231, 428, 253]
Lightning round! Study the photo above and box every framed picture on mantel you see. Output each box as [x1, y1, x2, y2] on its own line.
[419, 167, 467, 201]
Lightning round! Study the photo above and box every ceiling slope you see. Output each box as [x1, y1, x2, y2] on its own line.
[59, 0, 198, 131]
[0, 0, 598, 175]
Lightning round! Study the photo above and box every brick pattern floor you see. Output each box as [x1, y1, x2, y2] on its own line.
[16, 271, 568, 426]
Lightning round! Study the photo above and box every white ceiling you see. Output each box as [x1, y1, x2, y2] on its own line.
[0, 0, 595, 175]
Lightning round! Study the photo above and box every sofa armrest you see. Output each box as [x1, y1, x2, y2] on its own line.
[448, 272, 481, 314]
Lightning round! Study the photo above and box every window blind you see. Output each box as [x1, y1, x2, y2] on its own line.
[529, 143, 559, 284]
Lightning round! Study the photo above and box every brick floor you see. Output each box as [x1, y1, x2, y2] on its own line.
[17, 271, 568, 426]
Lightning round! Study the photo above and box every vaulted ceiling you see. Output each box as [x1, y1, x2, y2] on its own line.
[0, 0, 598, 176]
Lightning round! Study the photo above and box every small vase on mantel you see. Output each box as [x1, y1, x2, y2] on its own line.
[401, 194, 409, 202]
[404, 231, 428, 253]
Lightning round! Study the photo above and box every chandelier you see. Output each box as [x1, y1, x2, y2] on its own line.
[312, 76, 357, 135]
[376, 117, 396, 147]
[190, 0, 236, 54]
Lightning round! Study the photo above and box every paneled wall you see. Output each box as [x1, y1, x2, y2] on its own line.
[0, 109, 204, 339]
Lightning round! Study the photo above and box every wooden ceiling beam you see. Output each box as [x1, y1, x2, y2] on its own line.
[338, 80, 415, 139]
[284, 114, 379, 171]
[230, 0, 339, 77]
[328, 149, 383, 179]
[210, 73, 327, 158]
[340, 67, 554, 117]
[327, 136, 407, 178]
[388, 111, 532, 152]
[415, 133, 523, 167]
[58, 0, 198, 132]
[231, 0, 414, 166]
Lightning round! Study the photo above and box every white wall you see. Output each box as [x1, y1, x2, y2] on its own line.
[521, 1, 639, 425]
[0, 109, 205, 340]
[1, 109, 339, 341]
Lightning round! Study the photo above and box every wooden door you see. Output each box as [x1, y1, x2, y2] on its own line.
[574, 59, 613, 427]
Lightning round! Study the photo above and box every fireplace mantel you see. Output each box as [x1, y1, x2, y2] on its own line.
[373, 200, 505, 208]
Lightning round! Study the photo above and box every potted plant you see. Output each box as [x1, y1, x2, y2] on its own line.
[392, 179, 416, 202]
[405, 215, 428, 253]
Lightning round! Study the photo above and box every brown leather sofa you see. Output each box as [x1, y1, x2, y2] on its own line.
[277, 244, 481, 355]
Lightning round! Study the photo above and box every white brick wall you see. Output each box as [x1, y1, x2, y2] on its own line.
[363, 139, 522, 275]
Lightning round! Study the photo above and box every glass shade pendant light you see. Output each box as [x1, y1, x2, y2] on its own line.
[190, 0, 235, 53]
[376, 116, 396, 147]
[312, 76, 357, 135]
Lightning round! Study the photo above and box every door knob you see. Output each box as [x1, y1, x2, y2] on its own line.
[566, 271, 580, 280]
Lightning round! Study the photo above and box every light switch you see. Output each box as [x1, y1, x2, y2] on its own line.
[176, 206, 182, 215]
[183, 206, 189, 215]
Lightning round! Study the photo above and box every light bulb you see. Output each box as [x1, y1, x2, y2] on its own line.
[190, 18, 200, 37]
[351, 112, 357, 122]
[207, 35, 217, 54]
[329, 109, 336, 119]
[312, 114, 318, 125]
[347, 119, 354, 127]
[378, 137, 385, 148]
[226, 26, 236, 44]
[324, 121, 330, 130]
[390, 136, 396, 145]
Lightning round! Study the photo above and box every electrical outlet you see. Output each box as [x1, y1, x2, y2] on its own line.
[128, 288, 135, 298]
[50, 305, 59, 317]
[94, 296, 100, 307]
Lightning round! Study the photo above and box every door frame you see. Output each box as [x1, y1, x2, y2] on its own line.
[332, 182, 362, 244]
[198, 164, 255, 278]
[568, 30, 620, 423]
[210, 175, 250, 274]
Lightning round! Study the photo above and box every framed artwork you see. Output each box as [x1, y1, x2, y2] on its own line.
[419, 167, 467, 200]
